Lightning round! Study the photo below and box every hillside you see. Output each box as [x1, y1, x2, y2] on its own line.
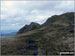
[1, 12, 74, 55]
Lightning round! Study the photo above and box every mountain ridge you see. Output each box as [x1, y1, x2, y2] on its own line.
[17, 12, 74, 34]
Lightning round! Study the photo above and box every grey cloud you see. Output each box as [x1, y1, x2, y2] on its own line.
[1, 1, 74, 31]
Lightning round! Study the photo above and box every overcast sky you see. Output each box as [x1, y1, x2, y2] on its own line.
[1, 0, 74, 32]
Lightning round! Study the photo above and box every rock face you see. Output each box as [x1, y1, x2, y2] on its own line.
[1, 12, 74, 55]
[17, 22, 40, 34]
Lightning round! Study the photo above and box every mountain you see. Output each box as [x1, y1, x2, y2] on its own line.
[17, 22, 40, 34]
[17, 12, 74, 34]
[1, 12, 74, 55]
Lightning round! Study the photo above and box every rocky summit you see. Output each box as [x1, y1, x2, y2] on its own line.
[1, 12, 74, 55]
[17, 22, 40, 34]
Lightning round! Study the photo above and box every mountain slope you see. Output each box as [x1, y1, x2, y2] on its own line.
[1, 12, 74, 55]
[42, 12, 74, 26]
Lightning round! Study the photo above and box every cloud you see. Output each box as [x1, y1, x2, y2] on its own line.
[1, 1, 74, 31]
[54, 1, 74, 12]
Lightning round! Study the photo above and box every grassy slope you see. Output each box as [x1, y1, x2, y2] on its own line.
[1, 25, 74, 55]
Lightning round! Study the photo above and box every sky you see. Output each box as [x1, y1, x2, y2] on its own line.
[1, 0, 74, 32]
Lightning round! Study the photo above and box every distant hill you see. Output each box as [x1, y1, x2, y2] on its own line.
[1, 12, 74, 55]
[1, 32, 17, 37]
